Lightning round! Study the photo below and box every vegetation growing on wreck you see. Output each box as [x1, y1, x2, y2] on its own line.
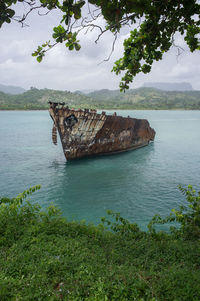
[1, 87, 200, 110]
[0, 185, 200, 300]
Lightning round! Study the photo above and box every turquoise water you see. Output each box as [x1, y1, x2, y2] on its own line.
[0, 110, 200, 230]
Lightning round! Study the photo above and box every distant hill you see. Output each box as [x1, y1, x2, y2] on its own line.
[88, 89, 121, 100]
[0, 87, 200, 110]
[143, 82, 193, 91]
[87, 87, 200, 109]
[75, 89, 95, 94]
[0, 87, 97, 110]
[0, 83, 26, 94]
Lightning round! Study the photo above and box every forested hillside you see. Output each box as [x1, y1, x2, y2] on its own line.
[0, 88, 96, 110]
[88, 88, 200, 109]
[0, 87, 200, 110]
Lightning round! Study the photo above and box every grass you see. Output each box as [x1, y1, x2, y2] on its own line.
[0, 186, 200, 300]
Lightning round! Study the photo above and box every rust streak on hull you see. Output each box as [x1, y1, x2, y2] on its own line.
[48, 102, 156, 160]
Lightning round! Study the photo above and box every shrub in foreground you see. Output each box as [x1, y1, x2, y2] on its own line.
[0, 186, 200, 300]
[148, 185, 200, 239]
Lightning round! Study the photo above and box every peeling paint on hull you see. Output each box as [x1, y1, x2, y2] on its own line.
[49, 103, 156, 160]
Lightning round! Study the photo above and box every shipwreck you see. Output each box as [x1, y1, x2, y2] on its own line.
[49, 102, 156, 160]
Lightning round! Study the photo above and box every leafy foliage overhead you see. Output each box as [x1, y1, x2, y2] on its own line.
[1, 0, 200, 90]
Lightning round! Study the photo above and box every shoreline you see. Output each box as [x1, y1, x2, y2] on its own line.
[1, 108, 200, 111]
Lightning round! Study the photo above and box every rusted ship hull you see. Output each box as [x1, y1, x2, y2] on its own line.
[49, 102, 155, 160]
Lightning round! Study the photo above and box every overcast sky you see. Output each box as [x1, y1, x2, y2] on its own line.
[0, 3, 200, 91]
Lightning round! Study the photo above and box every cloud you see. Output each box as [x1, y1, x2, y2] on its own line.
[0, 7, 200, 90]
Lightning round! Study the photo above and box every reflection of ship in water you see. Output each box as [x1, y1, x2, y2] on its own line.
[49, 102, 156, 160]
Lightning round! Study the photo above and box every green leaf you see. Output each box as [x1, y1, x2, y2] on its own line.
[6, 8, 15, 17]
[75, 43, 81, 51]
[37, 56, 43, 63]
[5, 18, 11, 23]
[69, 44, 74, 50]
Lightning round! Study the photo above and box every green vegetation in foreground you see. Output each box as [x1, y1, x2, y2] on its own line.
[0, 185, 200, 300]
[0, 87, 200, 110]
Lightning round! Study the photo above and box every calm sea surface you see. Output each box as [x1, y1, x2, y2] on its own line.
[0, 110, 200, 230]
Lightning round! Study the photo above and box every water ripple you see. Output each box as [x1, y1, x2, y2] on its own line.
[0, 110, 200, 230]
